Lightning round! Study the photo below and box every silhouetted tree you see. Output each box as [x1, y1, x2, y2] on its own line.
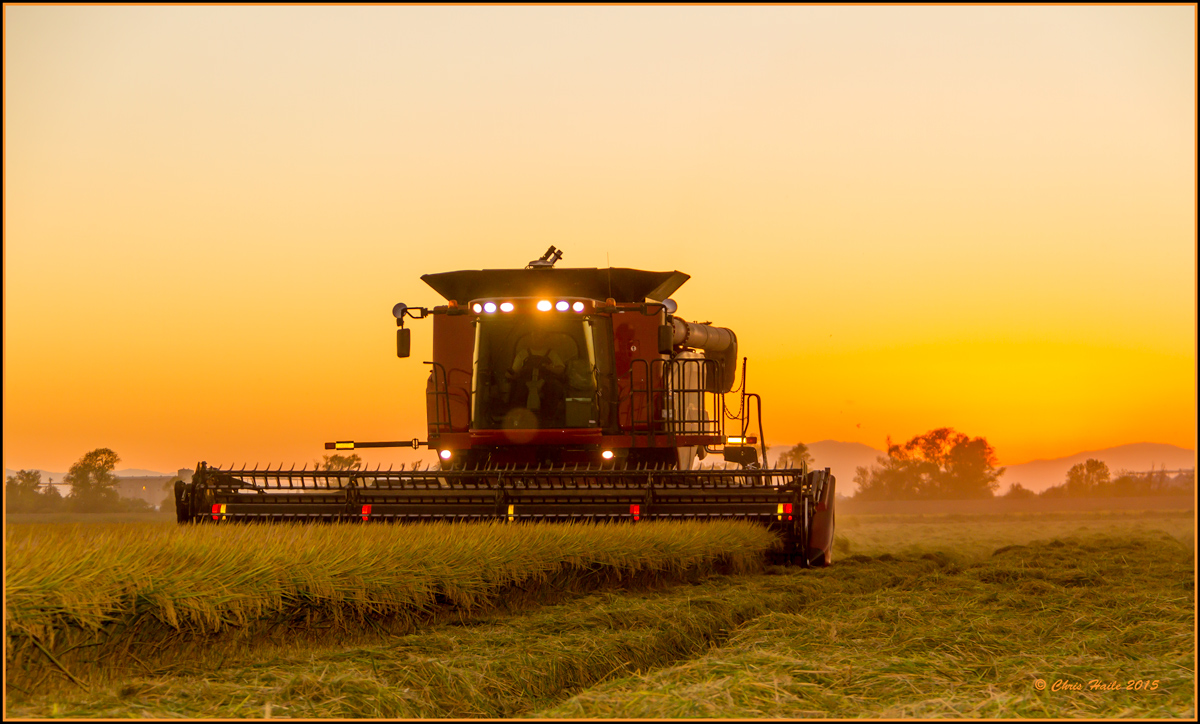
[6, 470, 43, 512]
[1167, 469, 1195, 493]
[1065, 459, 1110, 497]
[1004, 482, 1036, 500]
[63, 448, 122, 511]
[777, 443, 814, 470]
[1039, 482, 1068, 498]
[40, 480, 64, 510]
[854, 428, 1004, 500]
[854, 448, 921, 501]
[1143, 464, 1171, 494]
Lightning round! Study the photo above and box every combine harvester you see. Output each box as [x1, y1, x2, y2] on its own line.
[175, 248, 836, 566]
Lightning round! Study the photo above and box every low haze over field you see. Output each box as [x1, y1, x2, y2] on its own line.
[4, 5, 1195, 473]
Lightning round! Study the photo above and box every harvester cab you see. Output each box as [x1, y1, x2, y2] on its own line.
[391, 248, 754, 471]
[176, 248, 836, 567]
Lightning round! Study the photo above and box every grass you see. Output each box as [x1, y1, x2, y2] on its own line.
[5, 519, 774, 694]
[5, 510, 1195, 718]
[835, 508, 1195, 558]
[540, 531, 1194, 718]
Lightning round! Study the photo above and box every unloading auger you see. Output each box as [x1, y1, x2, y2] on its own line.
[175, 247, 836, 566]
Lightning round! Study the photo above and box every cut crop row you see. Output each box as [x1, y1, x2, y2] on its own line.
[6, 519, 775, 692]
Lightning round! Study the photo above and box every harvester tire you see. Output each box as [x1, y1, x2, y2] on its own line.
[808, 512, 834, 567]
[798, 495, 812, 568]
[174, 480, 188, 523]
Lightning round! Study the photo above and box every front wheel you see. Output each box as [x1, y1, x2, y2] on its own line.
[805, 472, 836, 567]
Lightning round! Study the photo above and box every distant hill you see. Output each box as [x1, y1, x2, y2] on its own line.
[1000, 443, 1195, 493]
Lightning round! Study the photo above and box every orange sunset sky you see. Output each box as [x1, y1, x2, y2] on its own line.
[4, 5, 1196, 474]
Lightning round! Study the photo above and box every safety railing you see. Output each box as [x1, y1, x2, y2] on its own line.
[625, 357, 729, 445]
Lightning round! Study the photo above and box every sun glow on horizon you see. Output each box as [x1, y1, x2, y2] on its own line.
[4, 5, 1195, 473]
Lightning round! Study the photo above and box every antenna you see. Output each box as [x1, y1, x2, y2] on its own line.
[607, 252, 612, 300]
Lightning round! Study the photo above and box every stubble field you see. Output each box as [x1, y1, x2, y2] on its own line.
[4, 508, 1195, 719]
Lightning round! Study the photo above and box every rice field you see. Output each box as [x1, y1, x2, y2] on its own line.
[4, 509, 1195, 718]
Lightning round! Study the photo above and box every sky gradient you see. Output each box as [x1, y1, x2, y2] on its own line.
[4, 5, 1195, 473]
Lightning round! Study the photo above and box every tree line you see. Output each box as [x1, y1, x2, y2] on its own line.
[6, 450, 374, 515]
[780, 430, 1193, 502]
[1006, 460, 1195, 499]
[777, 429, 1004, 501]
[4, 448, 168, 514]
[849, 428, 1004, 500]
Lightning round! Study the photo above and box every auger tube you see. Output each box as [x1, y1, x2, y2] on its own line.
[670, 318, 738, 392]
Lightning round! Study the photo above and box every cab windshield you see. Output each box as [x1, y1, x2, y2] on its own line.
[472, 315, 601, 430]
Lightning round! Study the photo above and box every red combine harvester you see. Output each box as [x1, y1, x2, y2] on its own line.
[176, 248, 836, 566]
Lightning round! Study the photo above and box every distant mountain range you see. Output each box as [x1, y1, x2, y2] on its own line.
[769, 441, 1195, 496]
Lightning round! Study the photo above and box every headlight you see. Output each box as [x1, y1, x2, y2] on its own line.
[537, 300, 552, 311]
[483, 302, 497, 313]
[472, 303, 483, 314]
[572, 301, 585, 312]
[500, 302, 514, 312]
[555, 300, 569, 311]
[439, 449, 453, 460]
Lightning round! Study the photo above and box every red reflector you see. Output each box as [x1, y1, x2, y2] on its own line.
[362, 504, 372, 521]
[212, 503, 221, 520]
[630, 504, 640, 521]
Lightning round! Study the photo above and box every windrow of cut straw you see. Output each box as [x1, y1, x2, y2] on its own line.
[5, 520, 775, 688]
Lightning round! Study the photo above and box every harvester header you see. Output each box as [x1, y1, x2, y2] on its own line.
[175, 247, 837, 566]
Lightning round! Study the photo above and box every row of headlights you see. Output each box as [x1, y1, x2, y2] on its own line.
[440, 448, 615, 461]
[471, 300, 587, 314]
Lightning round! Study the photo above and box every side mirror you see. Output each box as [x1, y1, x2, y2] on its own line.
[703, 359, 723, 393]
[396, 328, 411, 358]
[658, 324, 674, 355]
